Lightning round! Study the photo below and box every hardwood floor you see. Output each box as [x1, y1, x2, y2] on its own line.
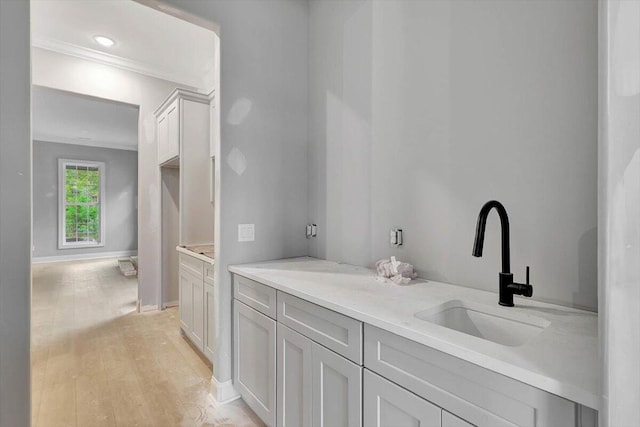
[32, 258, 262, 427]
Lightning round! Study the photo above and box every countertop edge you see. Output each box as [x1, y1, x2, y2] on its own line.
[176, 246, 215, 264]
[228, 263, 600, 410]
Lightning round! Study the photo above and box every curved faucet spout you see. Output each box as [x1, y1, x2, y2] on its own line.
[472, 200, 510, 274]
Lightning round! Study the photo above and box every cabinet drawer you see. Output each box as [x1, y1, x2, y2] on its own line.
[204, 264, 215, 283]
[233, 274, 277, 319]
[277, 291, 363, 364]
[180, 253, 203, 278]
[364, 325, 576, 427]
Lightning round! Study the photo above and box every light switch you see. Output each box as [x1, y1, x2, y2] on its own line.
[238, 224, 255, 242]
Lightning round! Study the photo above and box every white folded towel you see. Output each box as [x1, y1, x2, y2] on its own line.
[375, 256, 417, 285]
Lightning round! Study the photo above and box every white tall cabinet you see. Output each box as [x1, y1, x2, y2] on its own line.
[157, 88, 216, 364]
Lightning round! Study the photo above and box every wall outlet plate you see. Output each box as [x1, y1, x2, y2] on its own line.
[238, 224, 255, 242]
[390, 227, 403, 246]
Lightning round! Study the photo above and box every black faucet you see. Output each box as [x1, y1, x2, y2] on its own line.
[472, 200, 533, 306]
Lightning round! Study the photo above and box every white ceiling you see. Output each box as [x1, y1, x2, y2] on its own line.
[32, 86, 140, 151]
[31, 0, 217, 91]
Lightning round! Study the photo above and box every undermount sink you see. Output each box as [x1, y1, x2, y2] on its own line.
[415, 299, 550, 347]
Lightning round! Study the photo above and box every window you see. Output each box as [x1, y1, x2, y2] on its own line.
[58, 159, 105, 248]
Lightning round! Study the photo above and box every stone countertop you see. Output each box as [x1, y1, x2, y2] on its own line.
[229, 257, 599, 410]
[176, 245, 215, 264]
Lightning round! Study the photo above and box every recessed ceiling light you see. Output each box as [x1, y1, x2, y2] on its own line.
[93, 35, 115, 48]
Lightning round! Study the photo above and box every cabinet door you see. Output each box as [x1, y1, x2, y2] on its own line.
[203, 280, 215, 363]
[364, 370, 442, 427]
[179, 267, 193, 333]
[442, 411, 474, 427]
[312, 342, 362, 427]
[191, 273, 204, 350]
[233, 300, 276, 427]
[166, 100, 180, 160]
[157, 113, 168, 164]
[277, 324, 313, 427]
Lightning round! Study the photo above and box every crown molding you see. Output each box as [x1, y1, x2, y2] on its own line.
[34, 136, 138, 152]
[32, 37, 202, 89]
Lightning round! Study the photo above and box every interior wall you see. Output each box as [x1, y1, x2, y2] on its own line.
[31, 47, 190, 308]
[308, 0, 599, 310]
[599, 0, 640, 425]
[161, 167, 180, 306]
[0, 0, 31, 425]
[32, 140, 138, 260]
[161, 0, 309, 384]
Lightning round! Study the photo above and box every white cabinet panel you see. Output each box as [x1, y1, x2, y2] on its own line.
[157, 113, 169, 165]
[278, 291, 362, 364]
[191, 274, 204, 349]
[277, 324, 313, 427]
[234, 300, 276, 427]
[179, 268, 194, 334]
[165, 100, 180, 162]
[364, 324, 575, 427]
[312, 342, 362, 427]
[157, 99, 180, 165]
[364, 369, 442, 427]
[442, 411, 474, 427]
[234, 274, 277, 319]
[204, 281, 215, 363]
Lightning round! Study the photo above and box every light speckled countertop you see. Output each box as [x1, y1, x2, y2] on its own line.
[229, 257, 599, 410]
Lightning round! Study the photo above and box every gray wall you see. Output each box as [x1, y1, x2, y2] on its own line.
[163, 0, 309, 383]
[0, 0, 30, 425]
[308, 0, 598, 310]
[33, 140, 138, 258]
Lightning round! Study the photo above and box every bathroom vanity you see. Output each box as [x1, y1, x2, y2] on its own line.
[177, 245, 215, 363]
[229, 257, 598, 427]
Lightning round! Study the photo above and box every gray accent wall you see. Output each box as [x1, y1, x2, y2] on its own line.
[33, 140, 138, 259]
[308, 0, 598, 311]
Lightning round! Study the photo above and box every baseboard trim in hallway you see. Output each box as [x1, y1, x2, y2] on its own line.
[32, 250, 138, 264]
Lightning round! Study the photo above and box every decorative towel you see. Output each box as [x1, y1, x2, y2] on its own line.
[375, 256, 418, 285]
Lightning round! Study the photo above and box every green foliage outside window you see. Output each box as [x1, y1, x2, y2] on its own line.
[64, 165, 101, 243]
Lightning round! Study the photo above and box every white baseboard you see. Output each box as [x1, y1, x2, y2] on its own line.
[162, 300, 179, 309]
[209, 376, 240, 405]
[139, 304, 159, 313]
[32, 250, 138, 264]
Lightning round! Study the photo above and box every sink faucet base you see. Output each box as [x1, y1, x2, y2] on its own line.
[499, 273, 515, 307]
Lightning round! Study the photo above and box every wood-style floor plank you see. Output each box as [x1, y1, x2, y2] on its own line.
[32, 259, 263, 427]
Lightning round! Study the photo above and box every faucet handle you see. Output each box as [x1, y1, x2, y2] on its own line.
[526, 266, 530, 285]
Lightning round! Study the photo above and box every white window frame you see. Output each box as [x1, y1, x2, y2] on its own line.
[58, 159, 106, 249]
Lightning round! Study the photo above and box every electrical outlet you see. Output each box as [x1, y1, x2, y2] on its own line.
[238, 224, 255, 242]
[306, 223, 317, 238]
[390, 227, 403, 247]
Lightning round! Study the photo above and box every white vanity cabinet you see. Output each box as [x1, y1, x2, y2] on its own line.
[277, 324, 312, 427]
[232, 275, 363, 427]
[231, 270, 596, 427]
[276, 324, 362, 427]
[364, 324, 579, 427]
[178, 251, 215, 363]
[364, 369, 441, 427]
[233, 300, 277, 427]
[311, 340, 362, 427]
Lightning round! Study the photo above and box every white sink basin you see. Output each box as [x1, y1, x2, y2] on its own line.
[415, 299, 550, 347]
